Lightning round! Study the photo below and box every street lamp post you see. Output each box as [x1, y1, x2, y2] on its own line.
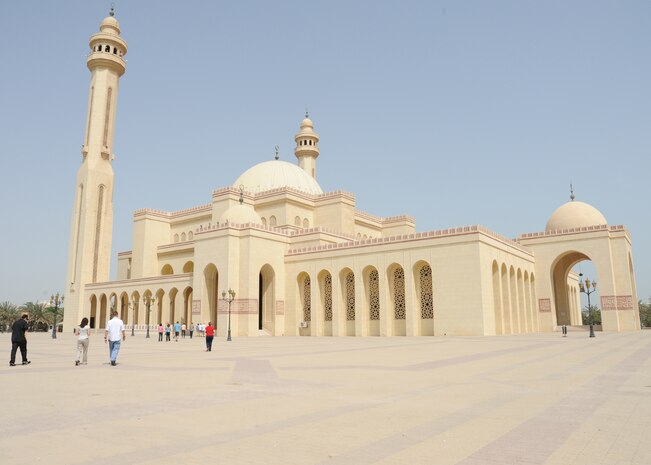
[143, 295, 156, 338]
[221, 288, 236, 342]
[130, 299, 137, 336]
[49, 293, 64, 339]
[579, 273, 598, 338]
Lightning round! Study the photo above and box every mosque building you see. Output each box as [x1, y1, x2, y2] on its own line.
[64, 12, 640, 336]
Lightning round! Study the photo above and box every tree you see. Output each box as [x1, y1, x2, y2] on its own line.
[21, 301, 50, 331]
[639, 298, 651, 328]
[581, 304, 601, 326]
[0, 301, 20, 332]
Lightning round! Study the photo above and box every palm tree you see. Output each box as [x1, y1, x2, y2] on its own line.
[0, 301, 20, 332]
[21, 301, 51, 331]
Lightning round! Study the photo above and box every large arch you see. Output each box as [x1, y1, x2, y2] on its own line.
[318, 270, 333, 336]
[492, 261, 502, 335]
[550, 251, 593, 326]
[155, 288, 165, 325]
[203, 264, 219, 329]
[363, 266, 380, 336]
[131, 290, 141, 327]
[99, 294, 108, 329]
[259, 264, 276, 333]
[501, 264, 511, 334]
[168, 288, 179, 325]
[89, 294, 98, 329]
[119, 292, 129, 325]
[183, 287, 193, 325]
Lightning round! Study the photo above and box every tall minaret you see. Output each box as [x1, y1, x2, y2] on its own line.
[294, 112, 320, 179]
[65, 9, 127, 330]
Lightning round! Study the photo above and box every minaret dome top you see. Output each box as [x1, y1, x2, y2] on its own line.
[100, 15, 121, 35]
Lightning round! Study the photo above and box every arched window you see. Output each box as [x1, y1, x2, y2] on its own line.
[294, 216, 301, 226]
[324, 274, 333, 321]
[113, 47, 117, 54]
[261, 217, 267, 227]
[161, 264, 174, 275]
[269, 216, 277, 227]
[181, 232, 187, 241]
[346, 271, 355, 321]
[303, 218, 309, 228]
[188, 231, 193, 240]
[393, 267, 406, 320]
[419, 264, 433, 319]
[369, 270, 380, 320]
[302, 275, 311, 322]
[173, 233, 179, 243]
[105, 45, 110, 52]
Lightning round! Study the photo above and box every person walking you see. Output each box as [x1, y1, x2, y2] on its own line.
[165, 323, 171, 341]
[9, 313, 30, 366]
[157, 323, 164, 341]
[189, 323, 194, 339]
[74, 317, 90, 366]
[205, 322, 215, 352]
[174, 321, 180, 342]
[181, 323, 187, 338]
[104, 310, 125, 366]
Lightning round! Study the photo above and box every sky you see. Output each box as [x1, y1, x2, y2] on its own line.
[0, 0, 649, 308]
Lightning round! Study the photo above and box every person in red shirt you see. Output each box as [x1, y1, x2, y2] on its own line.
[205, 322, 215, 351]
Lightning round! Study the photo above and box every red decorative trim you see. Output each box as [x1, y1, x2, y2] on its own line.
[538, 298, 551, 312]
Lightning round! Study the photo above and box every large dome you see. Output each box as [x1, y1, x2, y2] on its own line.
[219, 203, 262, 225]
[545, 201, 607, 232]
[233, 160, 323, 195]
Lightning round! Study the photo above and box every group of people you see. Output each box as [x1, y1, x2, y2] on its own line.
[8, 312, 217, 367]
[154, 321, 212, 342]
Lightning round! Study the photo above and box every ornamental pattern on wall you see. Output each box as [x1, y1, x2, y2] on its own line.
[420, 265, 434, 319]
[346, 272, 355, 321]
[324, 274, 333, 321]
[303, 276, 311, 322]
[394, 268, 406, 320]
[369, 270, 380, 320]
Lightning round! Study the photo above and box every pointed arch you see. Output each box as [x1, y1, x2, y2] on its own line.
[414, 261, 434, 336]
[161, 264, 174, 275]
[168, 288, 179, 324]
[203, 264, 218, 329]
[260, 264, 276, 333]
[387, 263, 406, 336]
[318, 269, 333, 336]
[363, 265, 380, 336]
[339, 268, 355, 336]
[297, 272, 311, 324]
[183, 261, 194, 273]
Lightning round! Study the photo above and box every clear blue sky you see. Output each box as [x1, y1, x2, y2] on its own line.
[1, 1, 649, 307]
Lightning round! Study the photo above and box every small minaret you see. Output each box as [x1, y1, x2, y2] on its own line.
[65, 9, 128, 330]
[294, 112, 320, 179]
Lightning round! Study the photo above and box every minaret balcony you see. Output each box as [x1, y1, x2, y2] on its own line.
[86, 52, 126, 76]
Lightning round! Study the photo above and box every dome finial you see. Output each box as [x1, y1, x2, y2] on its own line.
[274, 145, 279, 160]
[570, 183, 575, 201]
[109, 2, 115, 17]
[239, 185, 244, 205]
[305, 108, 309, 119]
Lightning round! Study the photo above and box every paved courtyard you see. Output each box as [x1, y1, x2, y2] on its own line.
[2, 330, 651, 465]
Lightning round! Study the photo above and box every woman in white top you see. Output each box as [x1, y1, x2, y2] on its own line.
[75, 317, 90, 366]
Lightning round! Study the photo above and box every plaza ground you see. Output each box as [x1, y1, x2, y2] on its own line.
[2, 330, 651, 465]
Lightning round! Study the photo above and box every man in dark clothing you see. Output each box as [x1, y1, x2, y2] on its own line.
[10, 314, 30, 366]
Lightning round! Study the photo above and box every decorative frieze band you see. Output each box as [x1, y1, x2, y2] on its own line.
[538, 298, 551, 312]
[601, 295, 634, 311]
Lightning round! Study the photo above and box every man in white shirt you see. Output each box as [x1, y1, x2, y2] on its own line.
[104, 310, 125, 366]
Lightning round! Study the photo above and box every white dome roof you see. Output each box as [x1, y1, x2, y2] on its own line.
[219, 203, 262, 225]
[545, 201, 607, 232]
[233, 160, 323, 195]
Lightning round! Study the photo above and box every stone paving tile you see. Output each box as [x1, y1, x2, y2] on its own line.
[1, 332, 651, 465]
